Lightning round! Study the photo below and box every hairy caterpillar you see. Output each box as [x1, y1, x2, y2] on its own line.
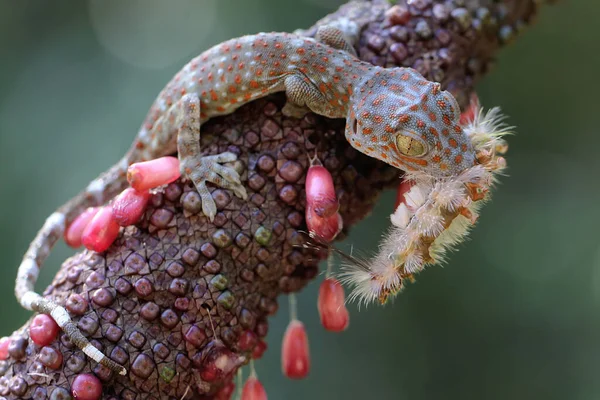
[336, 105, 512, 306]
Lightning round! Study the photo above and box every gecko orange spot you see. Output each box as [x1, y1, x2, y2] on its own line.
[281, 53, 286, 59]
[453, 125, 462, 133]
[385, 125, 394, 133]
[454, 155, 463, 164]
[442, 128, 449, 136]
[275, 42, 282, 49]
[432, 155, 441, 163]
[235, 43, 242, 50]
[207, 72, 213, 81]
[230, 98, 238, 104]
[373, 115, 383, 123]
[461, 143, 468, 152]
[229, 86, 237, 94]
[234, 75, 242, 84]
[372, 94, 385, 106]
[238, 62, 245, 70]
[428, 112, 437, 122]
[432, 84, 440, 95]
[244, 93, 252, 100]
[448, 138, 458, 148]
[274, 61, 281, 68]
[322, 56, 329, 62]
[367, 146, 375, 151]
[296, 48, 306, 55]
[442, 115, 451, 125]
[437, 100, 447, 109]
[201, 91, 207, 98]
[440, 163, 448, 171]
[180, 88, 186, 96]
[220, 75, 225, 82]
[210, 90, 218, 101]
[269, 71, 277, 77]
[363, 127, 373, 135]
[444, 148, 452, 156]
[410, 105, 419, 112]
[399, 114, 410, 123]
[249, 80, 259, 88]
[381, 145, 390, 151]
[256, 68, 263, 76]
[335, 66, 343, 72]
[436, 142, 442, 150]
[299, 67, 307, 74]
[216, 106, 225, 112]
[417, 120, 425, 128]
[380, 153, 388, 159]
[227, 65, 234, 72]
[222, 45, 231, 52]
[429, 127, 439, 136]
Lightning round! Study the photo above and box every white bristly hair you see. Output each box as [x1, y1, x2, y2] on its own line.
[337, 106, 512, 306]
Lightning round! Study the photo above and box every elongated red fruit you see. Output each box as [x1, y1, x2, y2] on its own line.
[241, 376, 268, 400]
[0, 337, 10, 360]
[112, 188, 151, 226]
[306, 205, 342, 243]
[318, 278, 349, 332]
[281, 319, 310, 379]
[81, 206, 120, 252]
[64, 207, 100, 248]
[306, 165, 338, 218]
[127, 156, 180, 191]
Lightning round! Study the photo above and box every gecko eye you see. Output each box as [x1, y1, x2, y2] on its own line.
[396, 133, 427, 157]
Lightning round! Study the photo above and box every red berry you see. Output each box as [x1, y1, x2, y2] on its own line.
[318, 278, 349, 332]
[71, 373, 102, 400]
[30, 314, 60, 346]
[215, 381, 236, 400]
[306, 165, 338, 218]
[394, 179, 413, 210]
[64, 207, 100, 248]
[200, 341, 241, 382]
[81, 206, 120, 252]
[241, 376, 268, 400]
[0, 337, 10, 360]
[281, 319, 310, 379]
[252, 340, 267, 360]
[112, 188, 151, 226]
[305, 205, 342, 243]
[238, 330, 258, 352]
[460, 92, 479, 126]
[127, 156, 180, 191]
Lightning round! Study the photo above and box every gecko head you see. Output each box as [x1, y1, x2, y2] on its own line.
[345, 68, 476, 177]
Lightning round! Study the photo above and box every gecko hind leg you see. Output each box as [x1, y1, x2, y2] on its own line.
[176, 93, 247, 221]
[315, 25, 358, 57]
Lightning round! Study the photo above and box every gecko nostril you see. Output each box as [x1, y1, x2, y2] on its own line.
[352, 118, 358, 134]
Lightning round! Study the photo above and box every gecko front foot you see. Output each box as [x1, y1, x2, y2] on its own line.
[182, 152, 248, 221]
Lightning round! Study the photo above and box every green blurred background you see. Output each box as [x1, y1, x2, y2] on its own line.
[1, 1, 599, 399]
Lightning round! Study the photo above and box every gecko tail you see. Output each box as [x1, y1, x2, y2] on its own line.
[13, 154, 136, 375]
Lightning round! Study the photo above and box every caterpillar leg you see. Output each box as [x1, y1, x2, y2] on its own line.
[176, 93, 247, 221]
